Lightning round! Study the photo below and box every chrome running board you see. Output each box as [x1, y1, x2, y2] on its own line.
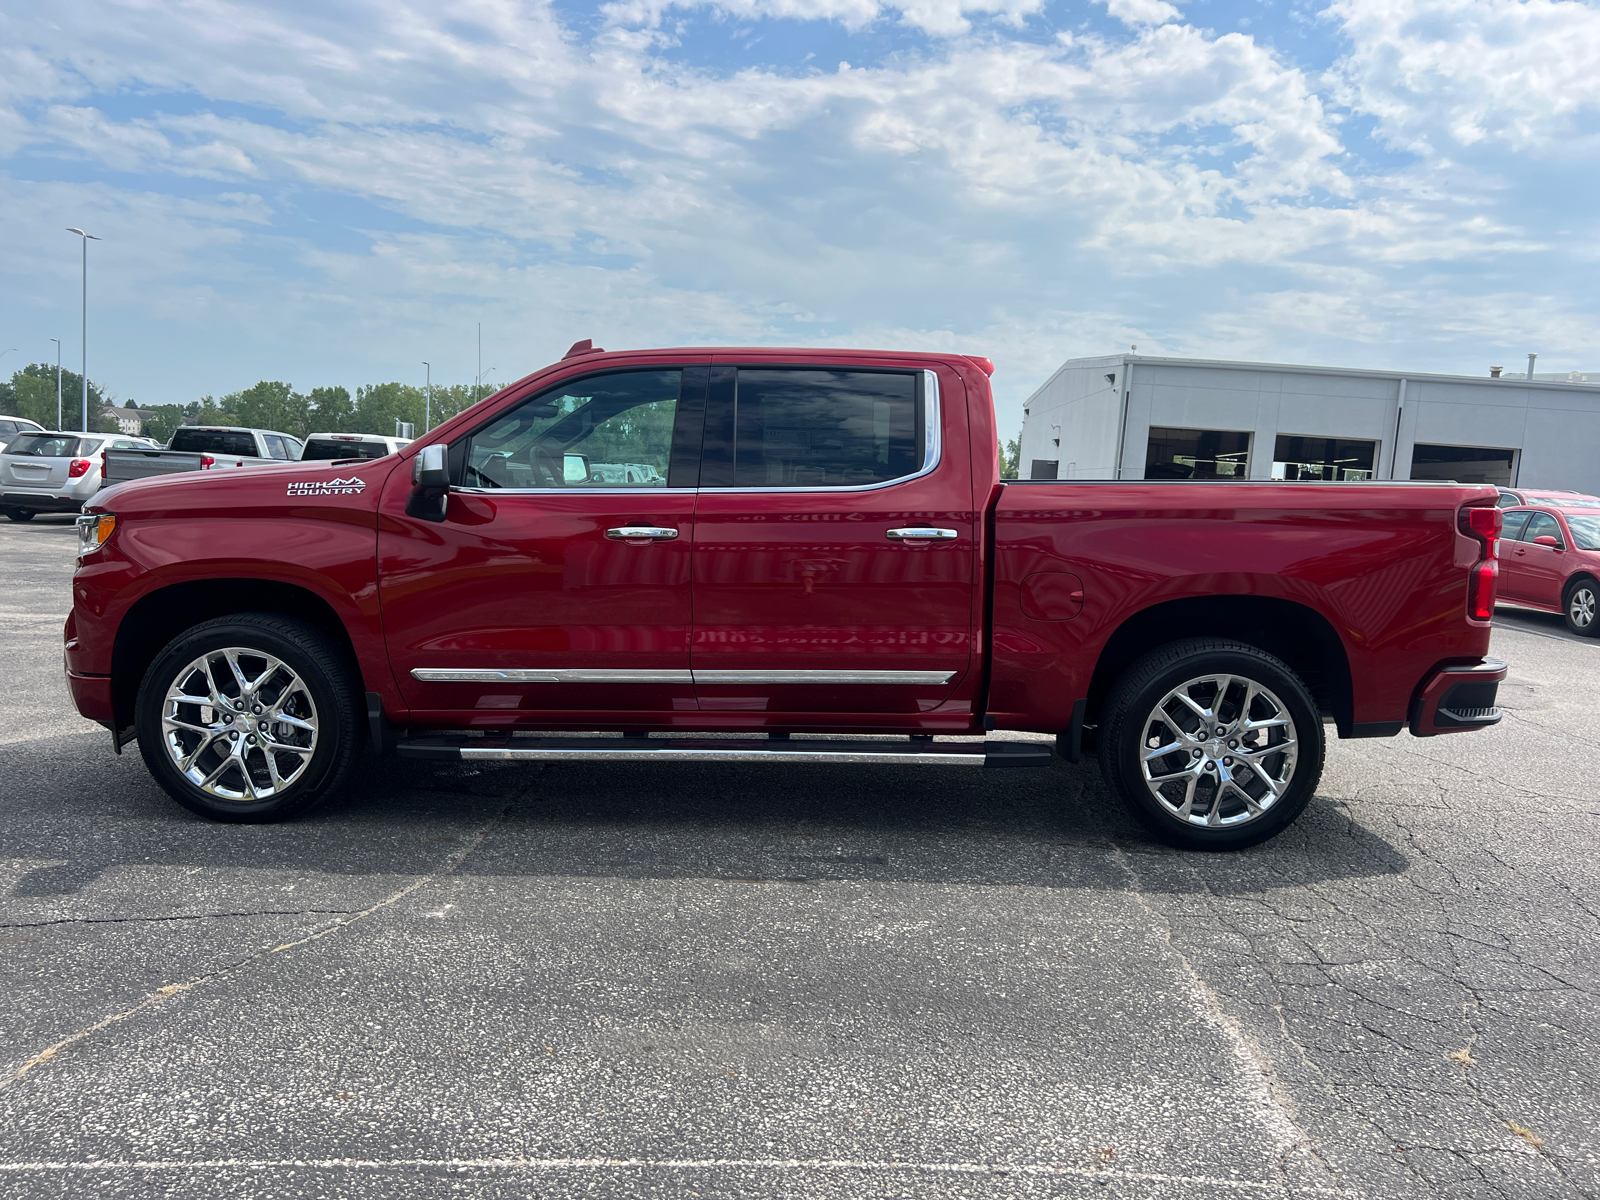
[395, 735, 1051, 769]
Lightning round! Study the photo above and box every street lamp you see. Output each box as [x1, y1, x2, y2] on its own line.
[66, 228, 101, 432]
[422, 361, 431, 432]
[48, 339, 61, 429]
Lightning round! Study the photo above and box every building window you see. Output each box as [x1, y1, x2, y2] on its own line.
[1410, 444, 1516, 487]
[1029, 459, 1059, 479]
[1271, 436, 1377, 482]
[1144, 427, 1251, 480]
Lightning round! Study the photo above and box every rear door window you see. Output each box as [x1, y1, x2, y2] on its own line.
[709, 369, 923, 488]
[170, 429, 259, 457]
[6, 434, 90, 458]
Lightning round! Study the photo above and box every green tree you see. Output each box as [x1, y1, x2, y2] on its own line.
[234, 380, 311, 438]
[1001, 435, 1020, 480]
[185, 396, 241, 427]
[308, 386, 355, 433]
[6, 364, 107, 430]
[140, 404, 185, 446]
[428, 383, 485, 428]
[353, 382, 426, 437]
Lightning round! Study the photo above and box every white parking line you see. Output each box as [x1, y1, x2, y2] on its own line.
[0, 1155, 1352, 1194]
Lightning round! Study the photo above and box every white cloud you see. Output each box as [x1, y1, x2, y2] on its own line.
[1329, 0, 1600, 156]
[601, 0, 1046, 37]
[1103, 0, 1183, 28]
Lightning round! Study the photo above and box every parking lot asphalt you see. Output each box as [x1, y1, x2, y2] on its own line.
[1, 515, 1596, 1200]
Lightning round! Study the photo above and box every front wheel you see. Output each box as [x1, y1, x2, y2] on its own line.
[4, 509, 35, 522]
[1563, 578, 1600, 636]
[1098, 639, 1325, 850]
[134, 613, 363, 822]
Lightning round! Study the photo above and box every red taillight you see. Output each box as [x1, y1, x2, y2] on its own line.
[200, 454, 215, 469]
[1461, 504, 1501, 620]
[67, 458, 91, 478]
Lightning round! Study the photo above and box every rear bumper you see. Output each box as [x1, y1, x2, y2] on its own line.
[2, 490, 86, 513]
[1409, 658, 1507, 737]
[65, 668, 115, 726]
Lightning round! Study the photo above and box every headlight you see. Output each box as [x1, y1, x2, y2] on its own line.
[76, 512, 116, 557]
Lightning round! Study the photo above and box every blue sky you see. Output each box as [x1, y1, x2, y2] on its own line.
[3, 0, 1599, 438]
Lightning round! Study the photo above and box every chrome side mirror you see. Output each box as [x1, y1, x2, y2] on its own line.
[407, 443, 450, 522]
[412, 443, 448, 487]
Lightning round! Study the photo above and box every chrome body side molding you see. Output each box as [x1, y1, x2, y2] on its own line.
[691, 670, 956, 686]
[411, 668, 694, 684]
[412, 668, 957, 686]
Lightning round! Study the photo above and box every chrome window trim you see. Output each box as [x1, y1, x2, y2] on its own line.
[709, 367, 941, 495]
[449, 368, 941, 497]
[412, 667, 956, 686]
[453, 487, 699, 496]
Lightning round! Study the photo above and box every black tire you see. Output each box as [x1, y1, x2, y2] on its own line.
[134, 613, 363, 822]
[1098, 638, 1325, 850]
[5, 509, 35, 522]
[1563, 577, 1600, 637]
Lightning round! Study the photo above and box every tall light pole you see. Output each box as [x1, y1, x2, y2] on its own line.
[422, 361, 431, 432]
[48, 339, 62, 429]
[66, 228, 100, 431]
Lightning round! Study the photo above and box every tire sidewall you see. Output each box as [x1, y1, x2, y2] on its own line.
[135, 616, 354, 822]
[1564, 578, 1600, 637]
[1102, 645, 1325, 850]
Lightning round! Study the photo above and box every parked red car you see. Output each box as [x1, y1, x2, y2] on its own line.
[68, 343, 1507, 849]
[1498, 505, 1600, 634]
[1496, 487, 1600, 509]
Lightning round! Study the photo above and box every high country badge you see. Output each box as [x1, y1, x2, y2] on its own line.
[287, 477, 367, 497]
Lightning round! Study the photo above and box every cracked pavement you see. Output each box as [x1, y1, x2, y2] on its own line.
[1, 517, 1595, 1199]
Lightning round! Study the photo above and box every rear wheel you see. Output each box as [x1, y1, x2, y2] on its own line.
[134, 613, 362, 822]
[1098, 639, 1325, 850]
[1563, 578, 1599, 636]
[4, 509, 35, 522]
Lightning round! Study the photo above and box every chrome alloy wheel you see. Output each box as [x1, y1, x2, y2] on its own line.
[1138, 674, 1298, 827]
[1569, 586, 1597, 630]
[160, 648, 318, 801]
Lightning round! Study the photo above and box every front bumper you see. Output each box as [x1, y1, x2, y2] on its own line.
[64, 667, 115, 726]
[1409, 658, 1507, 737]
[2, 490, 86, 513]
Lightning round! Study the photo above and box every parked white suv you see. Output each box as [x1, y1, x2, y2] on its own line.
[299, 433, 411, 461]
[1, 431, 160, 521]
[0, 416, 46, 449]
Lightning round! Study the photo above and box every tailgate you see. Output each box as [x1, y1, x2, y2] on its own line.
[1, 455, 69, 488]
[103, 449, 202, 482]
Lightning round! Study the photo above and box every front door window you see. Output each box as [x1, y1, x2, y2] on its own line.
[464, 371, 680, 490]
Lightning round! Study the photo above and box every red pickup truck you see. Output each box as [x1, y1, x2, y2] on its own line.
[66, 344, 1507, 848]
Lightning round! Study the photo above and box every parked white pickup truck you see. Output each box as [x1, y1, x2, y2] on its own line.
[101, 426, 304, 488]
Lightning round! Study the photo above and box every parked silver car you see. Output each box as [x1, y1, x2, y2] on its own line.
[0, 431, 160, 521]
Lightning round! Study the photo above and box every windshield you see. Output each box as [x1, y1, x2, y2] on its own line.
[170, 429, 258, 457]
[5, 434, 95, 458]
[301, 439, 393, 461]
[1564, 515, 1600, 551]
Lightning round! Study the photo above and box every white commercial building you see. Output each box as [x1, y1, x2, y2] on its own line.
[1017, 354, 1600, 492]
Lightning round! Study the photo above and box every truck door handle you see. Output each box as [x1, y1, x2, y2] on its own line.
[886, 527, 959, 541]
[605, 526, 679, 541]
